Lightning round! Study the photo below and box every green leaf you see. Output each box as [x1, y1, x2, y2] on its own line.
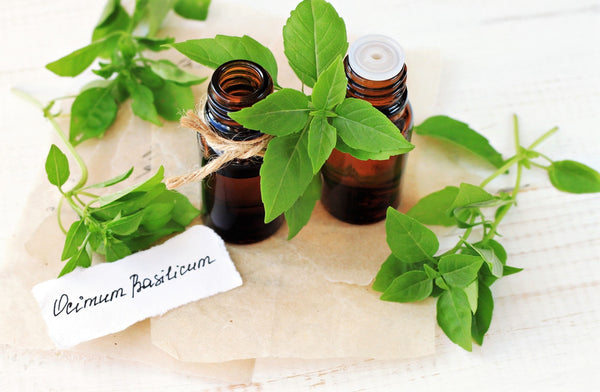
[229, 89, 310, 136]
[45, 144, 70, 188]
[284, 174, 321, 239]
[92, 3, 130, 55]
[173, 0, 211, 21]
[172, 35, 279, 86]
[423, 264, 440, 280]
[260, 128, 314, 222]
[373, 254, 424, 292]
[438, 254, 483, 288]
[107, 211, 145, 236]
[437, 288, 473, 351]
[86, 167, 133, 189]
[307, 115, 336, 173]
[381, 271, 432, 302]
[449, 183, 494, 211]
[407, 186, 459, 227]
[46, 36, 118, 77]
[472, 281, 494, 345]
[311, 56, 347, 110]
[385, 208, 439, 264]
[69, 87, 118, 145]
[414, 116, 504, 168]
[548, 160, 600, 194]
[123, 78, 162, 125]
[135, 36, 175, 51]
[464, 280, 478, 313]
[95, 166, 164, 207]
[150, 80, 195, 121]
[95, 0, 120, 28]
[335, 137, 400, 161]
[139, 0, 177, 37]
[132, 66, 164, 89]
[105, 238, 132, 262]
[59, 244, 91, 277]
[435, 276, 449, 291]
[333, 98, 414, 154]
[149, 60, 206, 86]
[61, 220, 87, 261]
[282, 0, 348, 87]
[168, 190, 200, 226]
[503, 265, 523, 276]
[141, 202, 174, 231]
[466, 242, 503, 278]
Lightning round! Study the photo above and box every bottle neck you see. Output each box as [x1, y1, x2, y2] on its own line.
[205, 60, 273, 141]
[344, 56, 408, 118]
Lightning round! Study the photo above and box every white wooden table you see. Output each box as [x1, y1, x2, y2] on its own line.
[1, 0, 599, 390]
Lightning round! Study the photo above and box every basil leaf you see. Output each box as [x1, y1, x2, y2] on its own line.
[311, 56, 346, 110]
[449, 183, 494, 211]
[464, 279, 478, 313]
[335, 137, 399, 161]
[172, 35, 279, 86]
[381, 271, 432, 302]
[372, 254, 424, 292]
[45, 144, 70, 188]
[260, 129, 313, 222]
[59, 244, 91, 277]
[548, 160, 600, 194]
[95, 166, 164, 207]
[105, 238, 132, 262]
[472, 281, 494, 345]
[132, 66, 164, 89]
[149, 59, 206, 86]
[465, 242, 503, 278]
[284, 174, 321, 239]
[168, 191, 200, 226]
[135, 36, 175, 51]
[151, 80, 195, 121]
[106, 211, 145, 236]
[438, 254, 483, 288]
[414, 115, 504, 168]
[407, 186, 459, 227]
[283, 0, 348, 87]
[423, 264, 440, 279]
[61, 220, 87, 261]
[123, 78, 162, 125]
[46, 35, 118, 77]
[307, 115, 336, 173]
[92, 3, 130, 57]
[230, 89, 310, 136]
[385, 208, 439, 264]
[333, 98, 414, 154]
[95, 0, 120, 28]
[86, 167, 133, 189]
[70, 87, 118, 145]
[140, 0, 177, 37]
[173, 0, 211, 21]
[141, 202, 174, 231]
[437, 288, 473, 351]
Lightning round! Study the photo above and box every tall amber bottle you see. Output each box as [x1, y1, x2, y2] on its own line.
[321, 35, 413, 224]
[201, 60, 283, 243]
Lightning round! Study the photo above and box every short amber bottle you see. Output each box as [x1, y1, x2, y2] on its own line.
[201, 60, 283, 243]
[321, 35, 413, 224]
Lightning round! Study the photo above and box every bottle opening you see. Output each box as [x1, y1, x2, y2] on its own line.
[210, 60, 272, 105]
[348, 35, 405, 81]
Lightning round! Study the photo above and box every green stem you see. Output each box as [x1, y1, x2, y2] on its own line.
[528, 126, 559, 150]
[479, 154, 519, 188]
[13, 89, 89, 192]
[56, 197, 67, 234]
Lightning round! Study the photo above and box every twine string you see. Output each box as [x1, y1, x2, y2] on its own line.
[165, 110, 272, 189]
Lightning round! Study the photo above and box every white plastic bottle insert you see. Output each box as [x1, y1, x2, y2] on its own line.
[347, 34, 405, 81]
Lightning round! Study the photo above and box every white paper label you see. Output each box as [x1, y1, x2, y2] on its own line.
[32, 225, 242, 348]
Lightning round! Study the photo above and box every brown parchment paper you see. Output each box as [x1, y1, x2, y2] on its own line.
[1, 2, 445, 381]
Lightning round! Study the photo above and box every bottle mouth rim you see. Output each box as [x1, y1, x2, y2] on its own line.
[210, 60, 273, 104]
[348, 35, 405, 81]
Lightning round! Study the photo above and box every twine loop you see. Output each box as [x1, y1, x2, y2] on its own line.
[165, 110, 272, 189]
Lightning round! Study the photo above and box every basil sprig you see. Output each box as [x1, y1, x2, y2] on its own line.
[375, 115, 600, 350]
[45, 0, 212, 146]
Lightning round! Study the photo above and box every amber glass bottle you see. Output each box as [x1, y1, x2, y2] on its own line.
[321, 35, 413, 224]
[201, 60, 283, 243]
